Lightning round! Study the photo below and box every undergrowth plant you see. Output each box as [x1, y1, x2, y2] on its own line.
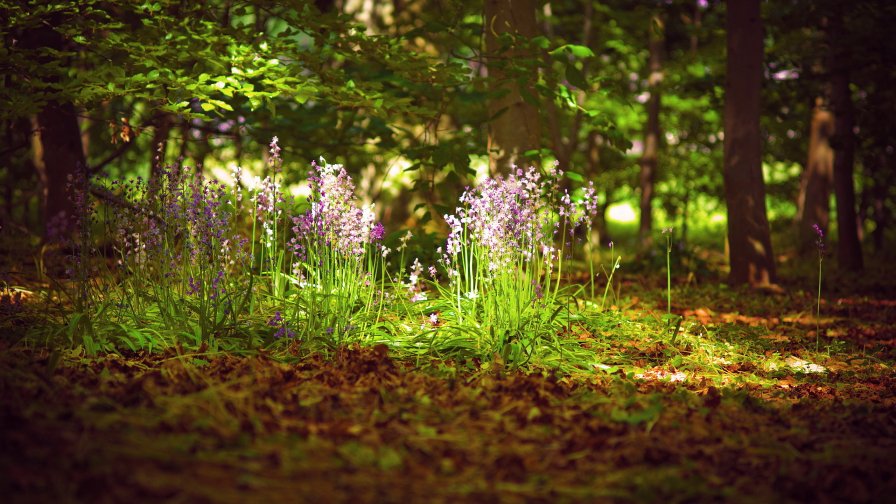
[102, 160, 251, 346]
[813, 224, 825, 351]
[662, 227, 673, 314]
[50, 165, 102, 351]
[600, 241, 621, 312]
[285, 158, 386, 345]
[252, 137, 293, 301]
[435, 165, 597, 364]
[42, 138, 680, 372]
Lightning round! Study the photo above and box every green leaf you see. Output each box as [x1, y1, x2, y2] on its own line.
[687, 63, 706, 78]
[208, 99, 233, 111]
[531, 35, 550, 49]
[556, 85, 577, 109]
[550, 44, 595, 59]
[566, 171, 585, 182]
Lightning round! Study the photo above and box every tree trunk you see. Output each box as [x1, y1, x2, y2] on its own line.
[827, 13, 864, 271]
[862, 152, 889, 253]
[586, 131, 611, 243]
[22, 21, 86, 239]
[795, 99, 834, 253]
[484, 0, 541, 174]
[150, 112, 173, 180]
[639, 14, 663, 249]
[723, 0, 776, 287]
[35, 101, 86, 237]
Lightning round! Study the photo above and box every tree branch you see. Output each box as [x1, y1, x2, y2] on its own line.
[87, 140, 134, 175]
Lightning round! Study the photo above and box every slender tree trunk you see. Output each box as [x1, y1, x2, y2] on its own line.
[543, 0, 592, 173]
[150, 112, 173, 180]
[484, 0, 541, 174]
[796, 99, 834, 253]
[586, 132, 611, 242]
[827, 13, 863, 271]
[723, 0, 776, 287]
[639, 14, 663, 249]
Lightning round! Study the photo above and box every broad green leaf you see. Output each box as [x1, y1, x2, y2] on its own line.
[550, 44, 595, 59]
[566, 171, 585, 182]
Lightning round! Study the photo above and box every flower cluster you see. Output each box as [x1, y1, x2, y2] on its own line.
[442, 165, 595, 274]
[407, 257, 427, 302]
[444, 167, 553, 273]
[290, 159, 382, 259]
[267, 311, 295, 339]
[105, 161, 249, 303]
[812, 223, 825, 256]
[268, 136, 283, 173]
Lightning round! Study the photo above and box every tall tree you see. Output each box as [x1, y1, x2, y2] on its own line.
[484, 0, 541, 173]
[723, 0, 776, 286]
[796, 98, 834, 252]
[638, 12, 664, 249]
[826, 11, 864, 271]
[21, 16, 85, 238]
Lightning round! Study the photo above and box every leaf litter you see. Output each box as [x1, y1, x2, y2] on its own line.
[2, 329, 895, 503]
[2, 263, 896, 502]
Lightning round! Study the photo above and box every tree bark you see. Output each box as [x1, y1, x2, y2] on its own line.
[35, 101, 86, 236]
[862, 152, 889, 253]
[484, 0, 541, 174]
[22, 20, 86, 239]
[723, 0, 776, 287]
[795, 99, 834, 253]
[639, 14, 663, 249]
[827, 13, 864, 271]
[150, 112, 173, 181]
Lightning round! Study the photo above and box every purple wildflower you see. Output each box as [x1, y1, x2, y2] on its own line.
[291, 159, 378, 258]
[371, 222, 385, 242]
[268, 311, 295, 338]
[813, 224, 825, 255]
[269, 136, 282, 173]
[443, 167, 553, 271]
[407, 258, 427, 301]
[187, 276, 201, 296]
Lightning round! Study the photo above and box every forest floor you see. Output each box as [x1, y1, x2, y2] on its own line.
[1, 249, 896, 503]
